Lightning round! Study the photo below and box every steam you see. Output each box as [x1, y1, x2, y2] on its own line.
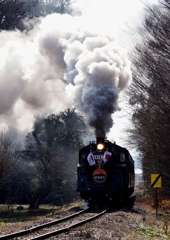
[0, 13, 132, 138]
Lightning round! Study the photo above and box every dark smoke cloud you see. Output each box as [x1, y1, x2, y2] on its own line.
[64, 36, 132, 137]
[0, 13, 132, 139]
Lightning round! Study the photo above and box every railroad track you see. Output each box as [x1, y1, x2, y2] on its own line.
[0, 207, 109, 240]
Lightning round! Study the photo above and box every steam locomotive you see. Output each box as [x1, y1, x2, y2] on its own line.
[77, 137, 134, 206]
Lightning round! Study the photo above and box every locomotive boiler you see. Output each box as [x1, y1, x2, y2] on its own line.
[77, 137, 135, 206]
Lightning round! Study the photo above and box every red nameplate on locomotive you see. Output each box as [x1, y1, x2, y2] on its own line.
[93, 169, 107, 183]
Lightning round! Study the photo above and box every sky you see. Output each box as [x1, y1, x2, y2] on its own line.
[0, 0, 159, 151]
[72, 0, 158, 33]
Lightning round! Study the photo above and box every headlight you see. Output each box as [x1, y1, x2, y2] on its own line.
[97, 143, 104, 150]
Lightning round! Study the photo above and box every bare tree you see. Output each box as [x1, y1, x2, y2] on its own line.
[0, 0, 73, 31]
[127, 0, 170, 195]
[22, 143, 64, 209]
[23, 108, 86, 209]
[0, 132, 21, 185]
[0, 0, 27, 30]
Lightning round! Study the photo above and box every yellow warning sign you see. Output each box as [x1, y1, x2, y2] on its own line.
[151, 174, 161, 188]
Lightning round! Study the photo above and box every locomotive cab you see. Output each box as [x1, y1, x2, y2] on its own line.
[77, 138, 134, 205]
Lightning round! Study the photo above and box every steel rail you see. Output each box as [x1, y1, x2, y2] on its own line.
[0, 208, 89, 240]
[32, 208, 109, 240]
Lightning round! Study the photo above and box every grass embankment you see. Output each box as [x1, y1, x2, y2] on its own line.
[0, 201, 82, 224]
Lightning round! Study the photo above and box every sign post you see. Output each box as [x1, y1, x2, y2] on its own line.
[151, 174, 162, 217]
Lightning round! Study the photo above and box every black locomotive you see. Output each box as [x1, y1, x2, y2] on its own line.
[77, 137, 135, 206]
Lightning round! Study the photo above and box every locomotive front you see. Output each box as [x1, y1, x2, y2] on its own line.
[77, 137, 134, 205]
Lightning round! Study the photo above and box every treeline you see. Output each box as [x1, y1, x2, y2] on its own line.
[0, 108, 87, 209]
[0, 0, 71, 31]
[127, 0, 170, 196]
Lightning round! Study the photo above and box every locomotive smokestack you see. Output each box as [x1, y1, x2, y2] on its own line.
[96, 137, 105, 143]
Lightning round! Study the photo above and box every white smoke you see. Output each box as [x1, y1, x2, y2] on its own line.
[0, 12, 132, 139]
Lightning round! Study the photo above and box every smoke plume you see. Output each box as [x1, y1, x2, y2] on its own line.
[0, 13, 132, 139]
[64, 36, 132, 137]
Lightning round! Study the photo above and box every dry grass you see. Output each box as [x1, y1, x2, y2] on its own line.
[0, 201, 83, 235]
[0, 200, 82, 222]
[127, 196, 170, 239]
